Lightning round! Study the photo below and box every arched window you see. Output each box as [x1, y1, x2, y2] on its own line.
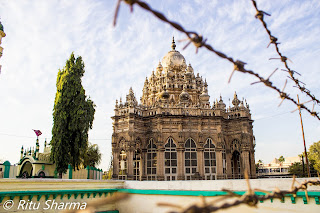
[204, 138, 216, 180]
[231, 139, 240, 151]
[185, 138, 197, 180]
[133, 150, 141, 181]
[118, 150, 127, 180]
[164, 138, 177, 181]
[146, 139, 157, 180]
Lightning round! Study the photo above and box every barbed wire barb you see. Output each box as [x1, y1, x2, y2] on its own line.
[278, 79, 287, 107]
[281, 69, 301, 76]
[252, 68, 278, 85]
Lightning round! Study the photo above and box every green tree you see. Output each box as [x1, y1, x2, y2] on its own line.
[278, 156, 285, 163]
[51, 53, 95, 176]
[256, 160, 263, 173]
[308, 141, 320, 175]
[288, 162, 304, 177]
[83, 144, 102, 167]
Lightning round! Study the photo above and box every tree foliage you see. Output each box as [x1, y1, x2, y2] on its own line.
[289, 154, 318, 177]
[83, 143, 102, 167]
[51, 53, 95, 175]
[288, 162, 304, 177]
[278, 156, 285, 163]
[308, 141, 320, 174]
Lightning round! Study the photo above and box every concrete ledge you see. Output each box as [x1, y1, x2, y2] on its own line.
[0, 179, 125, 192]
[124, 178, 320, 191]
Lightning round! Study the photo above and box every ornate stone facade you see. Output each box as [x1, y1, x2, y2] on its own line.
[112, 38, 256, 181]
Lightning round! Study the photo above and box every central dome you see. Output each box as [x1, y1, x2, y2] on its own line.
[161, 38, 186, 68]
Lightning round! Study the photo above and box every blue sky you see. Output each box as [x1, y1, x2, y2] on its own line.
[0, 0, 319, 170]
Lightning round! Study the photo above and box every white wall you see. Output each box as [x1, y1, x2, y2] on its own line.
[117, 178, 320, 213]
[125, 178, 320, 191]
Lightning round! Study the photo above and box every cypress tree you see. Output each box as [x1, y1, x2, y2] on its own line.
[51, 53, 95, 176]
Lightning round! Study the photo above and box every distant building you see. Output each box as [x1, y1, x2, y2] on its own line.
[111, 38, 256, 181]
[18, 139, 56, 178]
[0, 21, 6, 74]
[257, 156, 301, 178]
[17, 139, 102, 179]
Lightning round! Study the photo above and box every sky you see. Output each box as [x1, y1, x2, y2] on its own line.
[0, 0, 319, 170]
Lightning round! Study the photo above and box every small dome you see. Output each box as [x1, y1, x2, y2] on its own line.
[186, 64, 194, 74]
[165, 69, 174, 78]
[157, 62, 163, 71]
[217, 95, 226, 109]
[200, 89, 210, 102]
[162, 38, 187, 68]
[179, 86, 190, 102]
[159, 89, 170, 99]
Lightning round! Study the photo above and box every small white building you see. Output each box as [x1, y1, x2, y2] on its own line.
[257, 156, 301, 178]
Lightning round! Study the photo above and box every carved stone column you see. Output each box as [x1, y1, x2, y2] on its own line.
[141, 148, 147, 181]
[112, 148, 119, 179]
[196, 147, 204, 179]
[127, 148, 134, 180]
[250, 151, 256, 178]
[157, 147, 165, 181]
[241, 150, 250, 178]
[226, 148, 232, 179]
[216, 148, 223, 179]
[177, 147, 185, 180]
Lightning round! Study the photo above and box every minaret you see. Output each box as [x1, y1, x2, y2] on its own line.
[35, 138, 40, 159]
[20, 146, 24, 159]
[0, 20, 6, 74]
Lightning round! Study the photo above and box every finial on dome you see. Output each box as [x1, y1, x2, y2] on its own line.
[234, 91, 238, 99]
[171, 36, 176, 50]
[232, 91, 240, 107]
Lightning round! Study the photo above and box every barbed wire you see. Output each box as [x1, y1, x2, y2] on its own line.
[250, 0, 319, 115]
[158, 173, 320, 213]
[113, 0, 320, 120]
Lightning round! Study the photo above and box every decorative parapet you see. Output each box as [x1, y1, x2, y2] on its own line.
[0, 179, 124, 204]
[0, 188, 119, 204]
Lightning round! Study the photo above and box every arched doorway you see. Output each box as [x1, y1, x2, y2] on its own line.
[38, 171, 46, 178]
[231, 150, 241, 179]
[19, 161, 33, 178]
